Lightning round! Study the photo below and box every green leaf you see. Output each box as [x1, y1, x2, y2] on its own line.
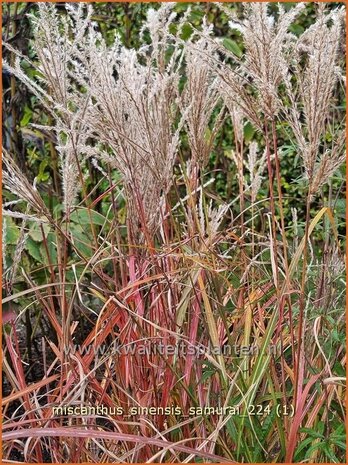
[28, 222, 50, 242]
[70, 209, 106, 226]
[70, 227, 94, 258]
[189, 10, 204, 22]
[331, 424, 345, 437]
[4, 218, 20, 245]
[200, 369, 216, 382]
[20, 105, 33, 127]
[294, 437, 316, 460]
[289, 24, 304, 36]
[334, 199, 346, 219]
[304, 441, 326, 459]
[322, 443, 340, 462]
[330, 439, 346, 450]
[244, 122, 255, 143]
[299, 427, 325, 439]
[25, 237, 44, 263]
[44, 232, 58, 266]
[204, 127, 211, 143]
[223, 38, 243, 58]
[37, 159, 50, 183]
[180, 23, 193, 41]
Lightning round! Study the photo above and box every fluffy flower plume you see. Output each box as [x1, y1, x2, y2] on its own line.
[283, 5, 346, 196]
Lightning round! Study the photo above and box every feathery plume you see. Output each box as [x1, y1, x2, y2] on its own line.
[283, 5, 346, 195]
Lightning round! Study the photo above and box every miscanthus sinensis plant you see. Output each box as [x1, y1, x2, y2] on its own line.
[2, 3, 346, 463]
